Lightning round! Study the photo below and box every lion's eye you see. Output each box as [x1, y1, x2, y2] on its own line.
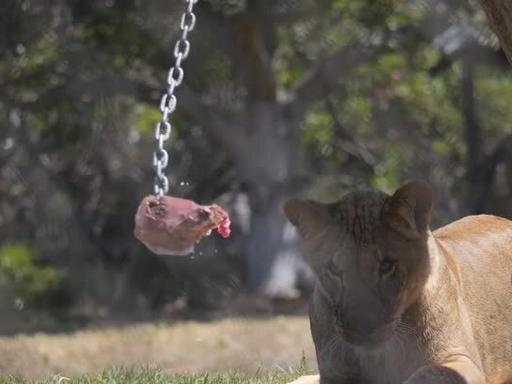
[325, 260, 342, 279]
[379, 258, 397, 276]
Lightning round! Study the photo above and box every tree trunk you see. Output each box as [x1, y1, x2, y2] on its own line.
[245, 185, 310, 297]
[461, 57, 512, 216]
[467, 134, 512, 217]
[461, 59, 484, 213]
[479, 0, 512, 64]
[235, 103, 312, 297]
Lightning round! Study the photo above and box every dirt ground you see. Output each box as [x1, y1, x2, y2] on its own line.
[0, 316, 317, 380]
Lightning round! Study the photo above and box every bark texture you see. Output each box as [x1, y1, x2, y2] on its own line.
[480, 0, 512, 63]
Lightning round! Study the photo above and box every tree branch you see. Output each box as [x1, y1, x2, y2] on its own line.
[325, 97, 376, 171]
[290, 43, 375, 116]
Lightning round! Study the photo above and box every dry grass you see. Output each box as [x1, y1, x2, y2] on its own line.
[0, 316, 316, 380]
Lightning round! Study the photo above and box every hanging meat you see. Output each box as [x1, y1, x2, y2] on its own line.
[134, 195, 231, 256]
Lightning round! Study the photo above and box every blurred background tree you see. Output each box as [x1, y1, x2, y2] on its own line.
[0, 0, 511, 332]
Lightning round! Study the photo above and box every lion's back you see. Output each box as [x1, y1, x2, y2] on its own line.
[435, 214, 512, 382]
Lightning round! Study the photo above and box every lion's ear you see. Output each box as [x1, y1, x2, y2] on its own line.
[283, 199, 330, 235]
[382, 181, 433, 238]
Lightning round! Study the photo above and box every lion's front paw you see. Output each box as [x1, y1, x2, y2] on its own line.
[287, 374, 320, 384]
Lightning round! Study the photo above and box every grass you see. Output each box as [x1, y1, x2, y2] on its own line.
[0, 366, 309, 384]
[0, 316, 315, 381]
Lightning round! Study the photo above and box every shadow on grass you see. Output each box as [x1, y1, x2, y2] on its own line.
[0, 294, 309, 337]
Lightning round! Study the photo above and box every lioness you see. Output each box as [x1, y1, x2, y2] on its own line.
[284, 181, 512, 384]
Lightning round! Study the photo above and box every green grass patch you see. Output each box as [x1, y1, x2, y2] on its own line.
[0, 366, 310, 384]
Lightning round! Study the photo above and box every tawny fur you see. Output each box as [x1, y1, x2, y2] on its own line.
[285, 182, 512, 384]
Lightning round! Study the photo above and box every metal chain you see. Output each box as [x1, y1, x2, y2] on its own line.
[153, 0, 198, 196]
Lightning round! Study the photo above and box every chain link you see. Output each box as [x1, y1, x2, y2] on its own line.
[153, 0, 198, 196]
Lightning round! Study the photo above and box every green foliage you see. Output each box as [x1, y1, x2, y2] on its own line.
[302, 109, 334, 149]
[1, 0, 512, 324]
[10, 37, 59, 79]
[371, 144, 413, 193]
[334, 0, 396, 29]
[0, 245, 63, 306]
[340, 96, 372, 134]
[136, 103, 163, 135]
[476, 71, 512, 142]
